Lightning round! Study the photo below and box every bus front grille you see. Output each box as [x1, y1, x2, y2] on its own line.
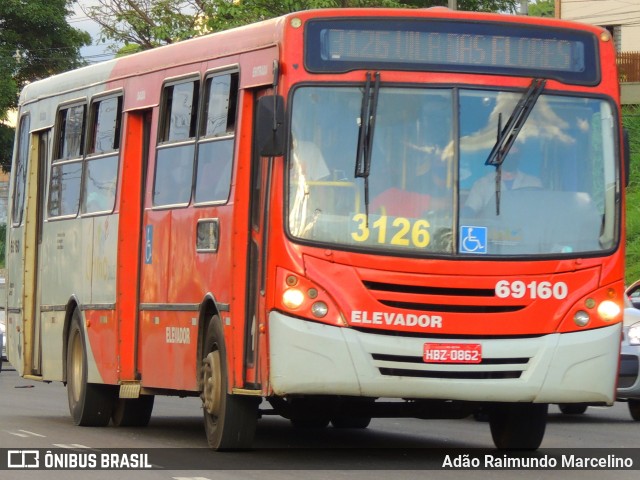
[362, 280, 526, 314]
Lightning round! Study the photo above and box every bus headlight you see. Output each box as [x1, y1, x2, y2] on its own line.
[277, 267, 346, 327]
[311, 301, 328, 318]
[597, 300, 621, 322]
[573, 310, 590, 327]
[282, 288, 305, 309]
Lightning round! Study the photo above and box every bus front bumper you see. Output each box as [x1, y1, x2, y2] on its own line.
[268, 311, 621, 404]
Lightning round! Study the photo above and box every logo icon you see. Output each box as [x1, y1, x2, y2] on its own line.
[145, 225, 153, 264]
[460, 226, 487, 254]
[8, 450, 40, 469]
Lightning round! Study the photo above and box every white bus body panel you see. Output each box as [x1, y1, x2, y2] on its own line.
[269, 311, 620, 404]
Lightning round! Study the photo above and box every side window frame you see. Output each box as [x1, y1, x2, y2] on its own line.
[194, 68, 240, 205]
[153, 76, 200, 207]
[81, 93, 123, 215]
[48, 101, 86, 219]
[11, 113, 31, 226]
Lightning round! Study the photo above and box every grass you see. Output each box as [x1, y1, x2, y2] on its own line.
[624, 105, 640, 284]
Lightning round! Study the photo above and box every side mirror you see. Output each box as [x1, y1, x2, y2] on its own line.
[624, 127, 630, 187]
[256, 95, 285, 157]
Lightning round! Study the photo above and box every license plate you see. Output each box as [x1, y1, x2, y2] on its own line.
[423, 343, 482, 364]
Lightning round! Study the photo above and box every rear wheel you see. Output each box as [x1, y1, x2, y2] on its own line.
[112, 395, 155, 427]
[66, 308, 114, 426]
[489, 403, 547, 450]
[629, 399, 640, 421]
[290, 416, 331, 428]
[201, 317, 259, 450]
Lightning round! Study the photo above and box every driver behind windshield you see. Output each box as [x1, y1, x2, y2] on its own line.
[462, 145, 542, 216]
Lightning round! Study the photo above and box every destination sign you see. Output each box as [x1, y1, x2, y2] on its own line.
[305, 19, 599, 85]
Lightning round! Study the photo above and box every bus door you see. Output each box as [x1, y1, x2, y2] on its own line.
[22, 129, 49, 376]
[243, 89, 275, 389]
[116, 109, 151, 385]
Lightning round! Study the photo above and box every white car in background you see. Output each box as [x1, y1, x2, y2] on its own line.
[619, 282, 640, 420]
[558, 292, 640, 420]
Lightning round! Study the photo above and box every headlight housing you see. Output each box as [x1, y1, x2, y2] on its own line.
[277, 268, 345, 327]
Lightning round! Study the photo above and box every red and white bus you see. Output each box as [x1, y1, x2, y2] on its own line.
[6, 8, 627, 450]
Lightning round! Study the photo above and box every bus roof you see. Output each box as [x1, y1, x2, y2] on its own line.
[19, 8, 608, 107]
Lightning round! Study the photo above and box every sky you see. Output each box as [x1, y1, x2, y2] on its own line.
[69, 0, 118, 63]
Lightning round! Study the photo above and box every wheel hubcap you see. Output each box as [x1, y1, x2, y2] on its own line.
[202, 350, 222, 416]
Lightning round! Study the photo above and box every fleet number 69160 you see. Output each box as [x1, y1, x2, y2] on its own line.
[495, 280, 568, 300]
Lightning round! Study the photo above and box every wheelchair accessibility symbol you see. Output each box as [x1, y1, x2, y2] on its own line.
[460, 226, 487, 254]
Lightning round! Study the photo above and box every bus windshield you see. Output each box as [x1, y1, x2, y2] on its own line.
[288, 85, 618, 256]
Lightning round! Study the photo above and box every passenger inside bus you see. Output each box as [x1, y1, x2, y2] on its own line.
[370, 97, 452, 218]
[289, 106, 336, 237]
[291, 134, 330, 182]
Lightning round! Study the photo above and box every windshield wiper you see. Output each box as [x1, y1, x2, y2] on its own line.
[355, 72, 380, 223]
[485, 78, 546, 215]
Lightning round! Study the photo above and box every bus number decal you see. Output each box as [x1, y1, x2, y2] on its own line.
[351, 214, 430, 248]
[495, 280, 568, 300]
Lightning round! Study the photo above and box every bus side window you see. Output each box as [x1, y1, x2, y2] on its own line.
[48, 104, 85, 218]
[154, 79, 199, 206]
[83, 96, 121, 214]
[11, 114, 30, 226]
[195, 71, 238, 204]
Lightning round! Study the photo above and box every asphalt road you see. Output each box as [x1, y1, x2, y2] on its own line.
[0, 364, 639, 480]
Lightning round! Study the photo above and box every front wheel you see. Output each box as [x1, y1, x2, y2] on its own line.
[559, 404, 588, 415]
[489, 403, 548, 450]
[66, 308, 114, 426]
[201, 317, 259, 450]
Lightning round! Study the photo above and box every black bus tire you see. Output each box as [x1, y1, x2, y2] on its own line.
[489, 403, 548, 450]
[201, 316, 259, 450]
[112, 395, 155, 427]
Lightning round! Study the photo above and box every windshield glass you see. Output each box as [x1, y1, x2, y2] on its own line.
[288, 85, 618, 256]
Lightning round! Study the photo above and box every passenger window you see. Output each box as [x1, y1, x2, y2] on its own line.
[160, 81, 198, 142]
[88, 96, 122, 154]
[56, 105, 85, 160]
[48, 163, 83, 217]
[154, 79, 199, 206]
[49, 104, 85, 218]
[154, 145, 196, 206]
[202, 73, 238, 137]
[12, 115, 30, 226]
[195, 72, 238, 204]
[82, 96, 122, 214]
[83, 157, 119, 213]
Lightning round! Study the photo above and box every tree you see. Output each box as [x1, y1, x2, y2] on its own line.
[84, 0, 518, 55]
[0, 0, 91, 171]
[528, 0, 554, 17]
[82, 0, 206, 53]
